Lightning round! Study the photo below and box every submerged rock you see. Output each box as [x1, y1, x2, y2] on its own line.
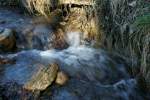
[0, 28, 16, 52]
[0, 56, 15, 65]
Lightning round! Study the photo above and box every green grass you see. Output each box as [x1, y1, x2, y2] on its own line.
[134, 14, 150, 26]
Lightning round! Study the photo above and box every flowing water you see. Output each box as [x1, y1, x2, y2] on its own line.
[0, 7, 148, 100]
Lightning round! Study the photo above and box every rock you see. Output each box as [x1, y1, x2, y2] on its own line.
[24, 63, 59, 90]
[0, 63, 58, 91]
[0, 28, 16, 52]
[0, 57, 15, 65]
[55, 71, 69, 85]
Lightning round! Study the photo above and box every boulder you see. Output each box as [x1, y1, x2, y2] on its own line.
[24, 63, 59, 90]
[0, 63, 58, 91]
[0, 28, 16, 52]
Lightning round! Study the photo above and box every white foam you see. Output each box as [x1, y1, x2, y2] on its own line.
[66, 32, 81, 47]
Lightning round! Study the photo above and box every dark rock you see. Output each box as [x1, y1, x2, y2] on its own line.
[0, 56, 15, 65]
[0, 82, 40, 100]
[0, 19, 6, 24]
[0, 28, 16, 52]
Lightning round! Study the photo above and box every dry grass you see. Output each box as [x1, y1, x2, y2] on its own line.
[22, 0, 51, 15]
[20, 0, 59, 16]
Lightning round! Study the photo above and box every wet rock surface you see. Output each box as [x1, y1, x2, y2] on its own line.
[0, 28, 16, 52]
[0, 47, 147, 99]
[1, 47, 130, 84]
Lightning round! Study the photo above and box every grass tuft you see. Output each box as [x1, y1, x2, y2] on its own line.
[20, 0, 59, 16]
[95, 0, 150, 90]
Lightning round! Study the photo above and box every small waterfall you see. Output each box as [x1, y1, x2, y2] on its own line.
[66, 32, 81, 47]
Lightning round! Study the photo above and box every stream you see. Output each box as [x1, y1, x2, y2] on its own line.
[0, 7, 149, 100]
